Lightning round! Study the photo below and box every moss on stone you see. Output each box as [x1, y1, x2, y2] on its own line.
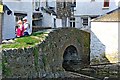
[42, 54, 47, 71]
[2, 57, 12, 77]
[77, 37, 81, 44]
[33, 47, 39, 76]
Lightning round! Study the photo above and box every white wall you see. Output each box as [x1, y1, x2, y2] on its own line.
[2, 12, 16, 40]
[91, 22, 118, 63]
[56, 18, 62, 28]
[42, 13, 53, 27]
[75, 0, 118, 16]
[75, 16, 91, 30]
[74, 0, 118, 29]
[40, 0, 63, 28]
[75, 17, 82, 28]
[2, 0, 33, 39]
[47, 0, 56, 7]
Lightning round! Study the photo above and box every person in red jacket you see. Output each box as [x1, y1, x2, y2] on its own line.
[15, 25, 21, 37]
[16, 20, 24, 37]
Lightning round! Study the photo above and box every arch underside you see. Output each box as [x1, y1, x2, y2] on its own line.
[62, 45, 82, 71]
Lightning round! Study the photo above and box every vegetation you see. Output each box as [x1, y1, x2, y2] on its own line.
[2, 31, 49, 49]
[33, 47, 39, 77]
[2, 57, 12, 76]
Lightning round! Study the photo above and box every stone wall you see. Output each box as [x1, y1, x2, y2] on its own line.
[56, 1, 72, 19]
[2, 28, 90, 78]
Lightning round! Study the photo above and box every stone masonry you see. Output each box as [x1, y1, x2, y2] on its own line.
[2, 28, 90, 78]
[56, 0, 72, 19]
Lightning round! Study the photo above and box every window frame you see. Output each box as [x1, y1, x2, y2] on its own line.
[103, 0, 110, 9]
[70, 17, 75, 27]
[82, 17, 88, 26]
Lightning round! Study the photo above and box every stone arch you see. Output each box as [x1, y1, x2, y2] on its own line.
[62, 45, 82, 71]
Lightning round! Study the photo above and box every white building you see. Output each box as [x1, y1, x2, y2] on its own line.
[32, 0, 62, 28]
[2, 0, 33, 40]
[33, 0, 78, 28]
[91, 8, 119, 64]
[74, 0, 119, 31]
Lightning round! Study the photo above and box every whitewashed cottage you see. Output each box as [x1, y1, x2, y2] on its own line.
[91, 8, 119, 63]
[2, 0, 65, 40]
[32, 0, 75, 28]
[33, 0, 62, 28]
[2, 0, 33, 40]
[74, 0, 119, 31]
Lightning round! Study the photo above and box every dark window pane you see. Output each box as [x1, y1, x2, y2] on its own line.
[104, 0, 109, 7]
[73, 22, 75, 27]
[70, 22, 72, 27]
[82, 18, 88, 26]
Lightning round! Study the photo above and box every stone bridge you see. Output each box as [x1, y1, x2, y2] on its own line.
[2, 28, 90, 78]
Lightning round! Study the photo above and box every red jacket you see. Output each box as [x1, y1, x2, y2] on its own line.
[16, 25, 24, 37]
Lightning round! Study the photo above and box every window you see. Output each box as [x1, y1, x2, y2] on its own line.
[71, 0, 76, 7]
[46, 0, 48, 7]
[103, 0, 109, 8]
[62, 1, 66, 8]
[82, 18, 88, 26]
[61, 0, 66, 9]
[35, 0, 40, 7]
[14, 13, 27, 22]
[34, 0, 40, 11]
[70, 18, 75, 27]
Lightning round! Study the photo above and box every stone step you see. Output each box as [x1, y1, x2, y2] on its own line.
[67, 71, 100, 80]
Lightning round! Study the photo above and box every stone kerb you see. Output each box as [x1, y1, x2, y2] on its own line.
[2, 28, 90, 78]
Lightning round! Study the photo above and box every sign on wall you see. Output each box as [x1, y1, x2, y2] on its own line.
[0, 4, 3, 13]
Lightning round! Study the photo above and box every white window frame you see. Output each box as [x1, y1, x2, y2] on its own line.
[103, 0, 109, 9]
[70, 17, 75, 27]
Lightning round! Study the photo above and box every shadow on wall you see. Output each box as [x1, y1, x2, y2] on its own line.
[90, 32, 110, 65]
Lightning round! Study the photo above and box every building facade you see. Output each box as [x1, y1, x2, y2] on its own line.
[2, 0, 33, 40]
[74, 0, 119, 31]
[32, 0, 74, 28]
[2, 0, 119, 40]
[91, 8, 119, 63]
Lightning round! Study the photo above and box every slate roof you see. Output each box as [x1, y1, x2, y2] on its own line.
[92, 8, 120, 22]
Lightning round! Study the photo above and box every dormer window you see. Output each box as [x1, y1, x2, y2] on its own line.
[103, 0, 109, 9]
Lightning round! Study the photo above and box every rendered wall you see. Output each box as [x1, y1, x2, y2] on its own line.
[91, 22, 118, 64]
